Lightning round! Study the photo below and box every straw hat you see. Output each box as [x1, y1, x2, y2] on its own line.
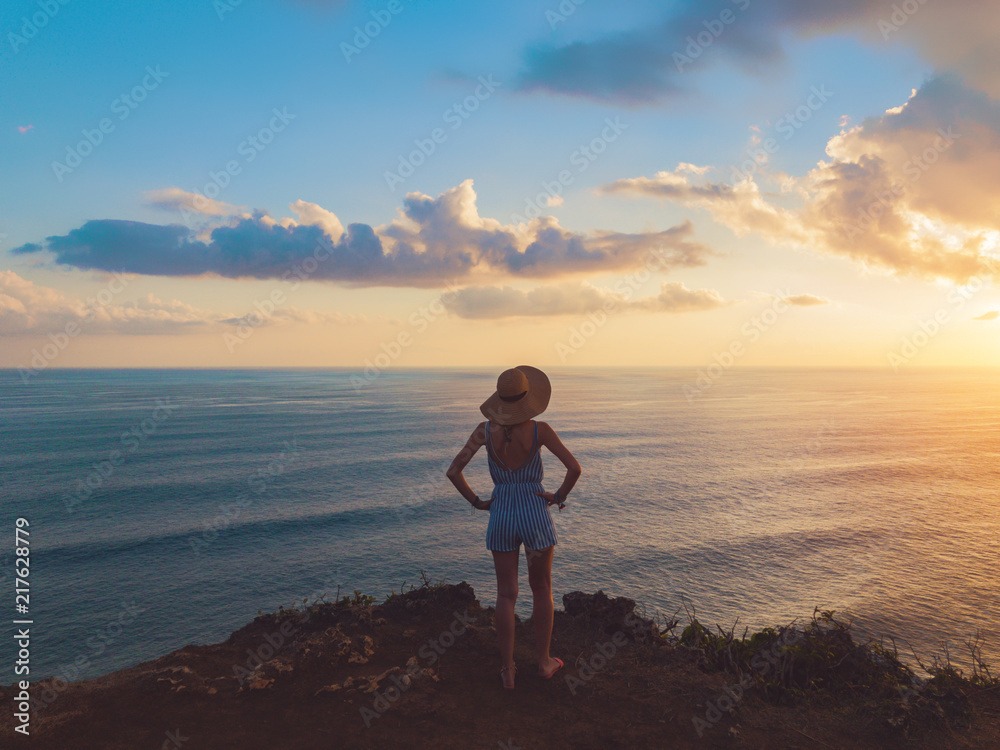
[480, 366, 551, 426]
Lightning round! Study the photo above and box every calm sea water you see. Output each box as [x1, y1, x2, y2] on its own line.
[2, 368, 998, 682]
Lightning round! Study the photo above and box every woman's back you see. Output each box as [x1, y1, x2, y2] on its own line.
[485, 420, 543, 485]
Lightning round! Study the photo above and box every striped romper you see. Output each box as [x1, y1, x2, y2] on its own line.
[484, 420, 558, 552]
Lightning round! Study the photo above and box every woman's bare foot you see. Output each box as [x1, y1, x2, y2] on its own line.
[500, 664, 517, 689]
[538, 656, 564, 679]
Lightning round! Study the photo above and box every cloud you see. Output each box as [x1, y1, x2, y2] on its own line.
[288, 199, 344, 240]
[517, 0, 786, 103]
[0, 271, 366, 336]
[973, 311, 998, 320]
[0, 271, 214, 335]
[602, 169, 737, 201]
[635, 282, 730, 313]
[379, 180, 711, 281]
[144, 188, 242, 217]
[599, 76, 1000, 284]
[443, 280, 729, 319]
[601, 170, 810, 247]
[514, 0, 1000, 103]
[16, 180, 713, 288]
[219, 307, 364, 327]
[0, 271, 79, 333]
[17, 125, 33, 134]
[783, 293, 829, 306]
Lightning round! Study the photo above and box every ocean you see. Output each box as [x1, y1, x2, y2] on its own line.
[2, 367, 998, 683]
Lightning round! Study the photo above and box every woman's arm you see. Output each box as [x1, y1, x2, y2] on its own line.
[535, 421, 581, 507]
[446, 422, 491, 509]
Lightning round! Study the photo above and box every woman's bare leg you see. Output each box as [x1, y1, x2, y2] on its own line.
[491, 549, 519, 687]
[526, 545, 560, 676]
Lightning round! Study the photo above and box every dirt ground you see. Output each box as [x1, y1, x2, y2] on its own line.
[1, 583, 997, 749]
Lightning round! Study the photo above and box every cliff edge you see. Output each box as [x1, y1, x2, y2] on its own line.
[1, 582, 997, 749]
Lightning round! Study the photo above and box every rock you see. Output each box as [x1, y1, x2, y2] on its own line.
[142, 665, 218, 695]
[247, 676, 273, 691]
[562, 590, 656, 638]
[346, 635, 375, 664]
[563, 590, 634, 618]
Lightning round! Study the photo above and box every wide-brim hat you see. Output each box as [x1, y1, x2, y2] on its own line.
[480, 365, 551, 426]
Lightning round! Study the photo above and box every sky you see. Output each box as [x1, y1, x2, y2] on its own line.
[2, 0, 999, 372]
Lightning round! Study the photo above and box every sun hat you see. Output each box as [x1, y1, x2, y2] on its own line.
[480, 365, 551, 426]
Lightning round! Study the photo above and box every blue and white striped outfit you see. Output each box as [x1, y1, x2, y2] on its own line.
[484, 420, 558, 551]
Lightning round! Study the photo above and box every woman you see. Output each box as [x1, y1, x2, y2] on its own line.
[446, 366, 581, 689]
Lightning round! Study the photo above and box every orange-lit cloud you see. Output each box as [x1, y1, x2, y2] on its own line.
[0, 271, 214, 335]
[0, 271, 363, 336]
[442, 280, 729, 319]
[783, 294, 829, 306]
[600, 76, 1000, 284]
[144, 187, 242, 217]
